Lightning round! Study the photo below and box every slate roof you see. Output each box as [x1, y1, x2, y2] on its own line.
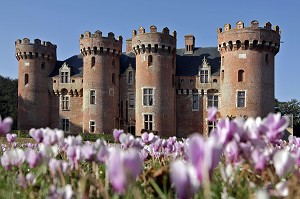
[50, 47, 220, 77]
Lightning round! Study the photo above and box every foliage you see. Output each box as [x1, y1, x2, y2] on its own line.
[0, 76, 17, 129]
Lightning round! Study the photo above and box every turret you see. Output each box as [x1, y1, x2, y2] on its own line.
[132, 26, 177, 137]
[217, 20, 280, 118]
[15, 38, 57, 129]
[80, 30, 122, 133]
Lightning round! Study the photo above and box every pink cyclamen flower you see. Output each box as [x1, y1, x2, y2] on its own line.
[29, 128, 44, 143]
[170, 160, 200, 199]
[25, 149, 42, 168]
[26, 173, 36, 186]
[107, 148, 142, 195]
[261, 113, 289, 143]
[81, 144, 95, 161]
[224, 140, 240, 164]
[207, 106, 218, 122]
[141, 132, 158, 144]
[113, 129, 124, 142]
[1, 148, 25, 170]
[215, 118, 237, 145]
[273, 150, 295, 177]
[6, 133, 17, 143]
[0, 116, 13, 135]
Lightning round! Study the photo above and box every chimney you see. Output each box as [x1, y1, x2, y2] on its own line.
[185, 34, 195, 54]
[126, 39, 132, 54]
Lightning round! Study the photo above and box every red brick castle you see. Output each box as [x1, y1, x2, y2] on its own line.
[15, 20, 281, 137]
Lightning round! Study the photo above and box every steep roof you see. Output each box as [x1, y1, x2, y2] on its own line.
[176, 47, 220, 76]
[49, 47, 221, 77]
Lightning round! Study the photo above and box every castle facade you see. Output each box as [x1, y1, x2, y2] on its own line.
[15, 20, 281, 137]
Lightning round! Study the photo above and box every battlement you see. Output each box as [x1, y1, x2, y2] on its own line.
[80, 30, 122, 56]
[217, 20, 280, 54]
[131, 25, 177, 55]
[15, 38, 57, 61]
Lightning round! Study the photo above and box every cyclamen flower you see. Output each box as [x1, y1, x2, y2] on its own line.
[29, 128, 44, 143]
[273, 150, 295, 177]
[170, 160, 200, 199]
[106, 148, 142, 194]
[215, 118, 237, 145]
[26, 173, 36, 186]
[25, 149, 42, 168]
[141, 132, 158, 144]
[207, 106, 218, 122]
[113, 129, 123, 142]
[81, 144, 95, 161]
[0, 116, 13, 135]
[6, 133, 17, 143]
[1, 148, 25, 170]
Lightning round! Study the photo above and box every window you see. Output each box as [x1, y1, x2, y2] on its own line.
[91, 56, 95, 67]
[25, 74, 29, 85]
[61, 72, 69, 83]
[61, 95, 70, 110]
[127, 70, 133, 84]
[207, 121, 217, 135]
[148, 55, 153, 66]
[144, 114, 153, 130]
[221, 70, 224, 81]
[265, 54, 269, 64]
[208, 94, 219, 109]
[90, 120, 95, 133]
[41, 62, 45, 69]
[200, 70, 209, 83]
[129, 94, 135, 108]
[61, 119, 70, 132]
[238, 70, 244, 82]
[222, 56, 224, 66]
[90, 90, 96, 104]
[143, 88, 153, 106]
[192, 94, 199, 110]
[112, 73, 115, 84]
[237, 91, 246, 107]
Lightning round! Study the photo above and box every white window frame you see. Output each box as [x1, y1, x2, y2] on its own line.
[207, 94, 219, 109]
[206, 119, 218, 136]
[61, 118, 70, 132]
[60, 71, 70, 83]
[90, 89, 96, 105]
[143, 113, 154, 131]
[142, 87, 154, 106]
[128, 93, 135, 108]
[199, 69, 210, 83]
[192, 93, 199, 111]
[61, 95, 70, 110]
[236, 90, 246, 108]
[89, 120, 96, 133]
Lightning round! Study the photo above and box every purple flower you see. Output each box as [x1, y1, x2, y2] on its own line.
[106, 148, 142, 194]
[224, 140, 240, 164]
[141, 132, 158, 144]
[0, 116, 13, 135]
[113, 129, 123, 142]
[81, 144, 95, 161]
[1, 148, 25, 170]
[215, 118, 237, 145]
[25, 149, 42, 168]
[6, 133, 17, 143]
[251, 149, 268, 172]
[261, 113, 289, 143]
[29, 128, 44, 143]
[273, 150, 295, 177]
[26, 173, 36, 185]
[207, 106, 218, 122]
[170, 160, 200, 199]
[49, 158, 62, 176]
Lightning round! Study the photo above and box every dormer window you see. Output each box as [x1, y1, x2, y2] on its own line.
[60, 62, 71, 83]
[198, 56, 211, 84]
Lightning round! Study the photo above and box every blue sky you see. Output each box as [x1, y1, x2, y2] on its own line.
[0, 0, 298, 102]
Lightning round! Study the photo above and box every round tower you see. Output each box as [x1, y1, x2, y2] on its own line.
[15, 38, 57, 129]
[218, 20, 280, 118]
[132, 26, 177, 137]
[80, 31, 122, 134]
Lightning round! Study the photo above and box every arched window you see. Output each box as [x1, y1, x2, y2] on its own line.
[238, 70, 244, 82]
[25, 74, 29, 85]
[148, 55, 153, 66]
[91, 56, 95, 67]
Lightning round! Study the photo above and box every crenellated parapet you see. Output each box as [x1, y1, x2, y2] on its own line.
[217, 20, 280, 54]
[80, 30, 122, 57]
[15, 38, 57, 61]
[131, 25, 177, 55]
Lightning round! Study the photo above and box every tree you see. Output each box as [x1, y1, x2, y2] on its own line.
[275, 98, 300, 136]
[0, 75, 18, 129]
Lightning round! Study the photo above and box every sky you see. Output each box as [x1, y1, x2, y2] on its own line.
[0, 0, 299, 102]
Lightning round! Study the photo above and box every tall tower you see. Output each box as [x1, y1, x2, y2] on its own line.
[80, 31, 122, 133]
[132, 26, 177, 137]
[218, 20, 280, 118]
[15, 38, 57, 129]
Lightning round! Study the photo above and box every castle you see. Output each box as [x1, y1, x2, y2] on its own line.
[15, 20, 281, 137]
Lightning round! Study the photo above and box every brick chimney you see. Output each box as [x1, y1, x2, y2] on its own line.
[184, 34, 195, 54]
